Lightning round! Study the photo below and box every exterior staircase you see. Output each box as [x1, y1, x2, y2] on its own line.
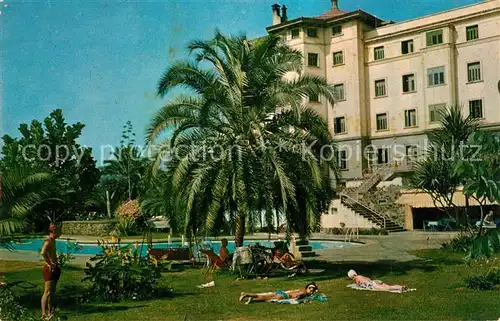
[340, 194, 405, 232]
[355, 163, 395, 197]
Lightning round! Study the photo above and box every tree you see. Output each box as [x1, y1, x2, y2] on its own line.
[147, 31, 338, 245]
[102, 121, 148, 203]
[411, 105, 479, 227]
[0, 109, 100, 226]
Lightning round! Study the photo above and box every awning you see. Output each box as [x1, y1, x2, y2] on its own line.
[396, 189, 499, 208]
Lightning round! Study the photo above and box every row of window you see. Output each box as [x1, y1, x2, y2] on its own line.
[299, 25, 479, 63]
[332, 99, 484, 135]
[372, 62, 481, 98]
[308, 62, 481, 103]
[336, 145, 420, 170]
[291, 25, 343, 40]
[372, 25, 479, 61]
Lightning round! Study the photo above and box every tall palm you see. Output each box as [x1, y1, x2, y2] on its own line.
[147, 31, 337, 245]
[0, 167, 52, 236]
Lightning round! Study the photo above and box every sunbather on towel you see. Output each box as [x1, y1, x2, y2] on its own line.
[239, 282, 319, 304]
[348, 269, 408, 292]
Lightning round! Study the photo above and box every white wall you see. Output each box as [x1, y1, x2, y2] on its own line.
[321, 199, 378, 229]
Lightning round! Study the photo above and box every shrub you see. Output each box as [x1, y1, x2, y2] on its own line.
[465, 268, 500, 290]
[82, 237, 169, 302]
[58, 240, 83, 268]
[115, 217, 137, 236]
[0, 287, 37, 321]
[117, 200, 141, 221]
[441, 232, 474, 252]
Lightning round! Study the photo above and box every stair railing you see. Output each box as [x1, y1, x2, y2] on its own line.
[340, 193, 387, 229]
[356, 163, 395, 195]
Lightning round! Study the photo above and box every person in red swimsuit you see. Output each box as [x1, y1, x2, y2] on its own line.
[40, 223, 62, 320]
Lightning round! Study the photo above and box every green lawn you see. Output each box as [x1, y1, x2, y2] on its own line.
[2, 250, 500, 321]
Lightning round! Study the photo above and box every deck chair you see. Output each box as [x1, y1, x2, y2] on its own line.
[273, 251, 307, 274]
[201, 249, 228, 274]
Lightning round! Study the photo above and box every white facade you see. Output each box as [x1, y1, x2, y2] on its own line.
[268, 0, 500, 181]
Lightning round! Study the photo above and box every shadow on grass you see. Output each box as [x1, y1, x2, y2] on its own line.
[235, 254, 466, 282]
[16, 283, 195, 314]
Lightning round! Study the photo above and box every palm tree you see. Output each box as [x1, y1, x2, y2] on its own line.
[411, 104, 479, 227]
[147, 31, 338, 246]
[0, 167, 52, 236]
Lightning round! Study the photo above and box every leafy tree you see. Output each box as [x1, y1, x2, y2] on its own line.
[147, 31, 338, 245]
[0, 167, 52, 236]
[0, 109, 100, 226]
[102, 121, 149, 203]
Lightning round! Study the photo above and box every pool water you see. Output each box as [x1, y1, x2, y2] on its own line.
[8, 238, 357, 256]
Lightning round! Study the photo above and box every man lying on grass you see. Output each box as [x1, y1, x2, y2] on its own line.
[348, 269, 408, 292]
[239, 282, 319, 304]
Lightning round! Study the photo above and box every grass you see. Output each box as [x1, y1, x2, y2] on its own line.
[2, 250, 500, 320]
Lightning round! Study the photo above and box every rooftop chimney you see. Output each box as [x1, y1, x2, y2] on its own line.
[281, 5, 288, 22]
[272, 3, 281, 26]
[331, 0, 339, 10]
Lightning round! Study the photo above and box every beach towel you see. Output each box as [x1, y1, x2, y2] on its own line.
[347, 280, 416, 293]
[270, 293, 328, 304]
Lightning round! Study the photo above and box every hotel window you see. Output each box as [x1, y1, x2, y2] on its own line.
[466, 25, 479, 41]
[426, 29, 443, 46]
[375, 79, 386, 97]
[291, 28, 300, 39]
[307, 53, 319, 67]
[401, 40, 414, 54]
[406, 145, 419, 161]
[309, 93, 319, 103]
[376, 113, 388, 131]
[306, 28, 318, 38]
[332, 25, 342, 36]
[333, 83, 345, 100]
[429, 103, 446, 123]
[467, 62, 481, 82]
[374, 46, 385, 60]
[427, 66, 445, 86]
[402, 74, 416, 93]
[469, 99, 483, 119]
[337, 150, 348, 170]
[333, 51, 344, 65]
[377, 148, 389, 165]
[404, 109, 417, 128]
[334, 117, 346, 134]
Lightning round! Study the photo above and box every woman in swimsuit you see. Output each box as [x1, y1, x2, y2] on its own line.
[348, 269, 408, 291]
[239, 282, 319, 304]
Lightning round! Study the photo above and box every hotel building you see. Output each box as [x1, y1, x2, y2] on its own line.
[266, 0, 500, 231]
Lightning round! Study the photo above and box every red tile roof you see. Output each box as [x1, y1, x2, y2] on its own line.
[316, 8, 348, 20]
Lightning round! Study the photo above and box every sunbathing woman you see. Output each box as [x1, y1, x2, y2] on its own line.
[348, 269, 408, 291]
[239, 282, 319, 304]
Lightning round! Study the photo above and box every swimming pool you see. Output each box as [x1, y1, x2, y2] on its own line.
[7, 238, 358, 256]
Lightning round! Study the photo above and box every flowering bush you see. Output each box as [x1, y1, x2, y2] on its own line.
[82, 237, 169, 302]
[116, 199, 141, 221]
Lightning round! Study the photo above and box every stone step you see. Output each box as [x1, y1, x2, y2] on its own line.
[295, 240, 309, 246]
[298, 245, 312, 252]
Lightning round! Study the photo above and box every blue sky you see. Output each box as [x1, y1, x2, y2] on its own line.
[1, 0, 478, 163]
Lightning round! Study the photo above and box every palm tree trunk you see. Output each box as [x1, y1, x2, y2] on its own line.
[234, 214, 245, 247]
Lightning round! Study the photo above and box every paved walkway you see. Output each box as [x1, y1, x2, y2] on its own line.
[0, 231, 458, 266]
[311, 231, 459, 262]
